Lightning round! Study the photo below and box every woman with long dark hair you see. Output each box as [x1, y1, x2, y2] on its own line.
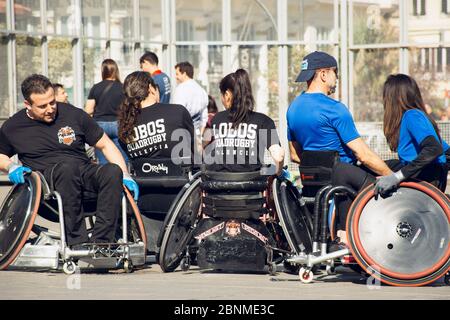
[118, 71, 194, 161]
[331, 74, 448, 247]
[85, 59, 128, 164]
[374, 74, 448, 195]
[205, 69, 284, 174]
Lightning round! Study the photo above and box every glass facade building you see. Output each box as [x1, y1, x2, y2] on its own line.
[0, 0, 450, 156]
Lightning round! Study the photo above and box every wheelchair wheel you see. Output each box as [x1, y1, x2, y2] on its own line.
[158, 178, 201, 272]
[272, 178, 313, 255]
[0, 173, 42, 270]
[347, 181, 450, 287]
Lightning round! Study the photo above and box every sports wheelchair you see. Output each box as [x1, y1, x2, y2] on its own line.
[129, 157, 198, 256]
[0, 171, 147, 274]
[157, 165, 313, 275]
[155, 151, 450, 287]
[284, 150, 450, 286]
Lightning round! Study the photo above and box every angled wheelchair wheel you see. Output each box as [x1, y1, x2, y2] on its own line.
[272, 178, 313, 255]
[158, 178, 201, 272]
[123, 188, 147, 251]
[0, 173, 42, 270]
[347, 181, 450, 287]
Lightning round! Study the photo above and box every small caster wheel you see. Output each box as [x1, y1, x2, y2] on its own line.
[326, 265, 336, 275]
[63, 261, 78, 275]
[445, 273, 450, 286]
[268, 262, 277, 276]
[299, 267, 314, 284]
[123, 259, 134, 273]
[180, 256, 190, 272]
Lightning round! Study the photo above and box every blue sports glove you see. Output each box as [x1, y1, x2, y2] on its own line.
[374, 171, 404, 197]
[278, 168, 291, 181]
[123, 173, 139, 201]
[8, 164, 32, 185]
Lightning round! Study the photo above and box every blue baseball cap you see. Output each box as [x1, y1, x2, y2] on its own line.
[296, 51, 338, 82]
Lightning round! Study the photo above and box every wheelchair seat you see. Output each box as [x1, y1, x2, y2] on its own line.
[201, 170, 268, 220]
[299, 150, 340, 198]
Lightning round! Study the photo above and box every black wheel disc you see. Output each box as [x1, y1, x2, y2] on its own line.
[0, 173, 41, 269]
[273, 178, 313, 255]
[158, 178, 201, 272]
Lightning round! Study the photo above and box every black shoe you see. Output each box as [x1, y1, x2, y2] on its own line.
[70, 243, 91, 251]
[328, 238, 348, 253]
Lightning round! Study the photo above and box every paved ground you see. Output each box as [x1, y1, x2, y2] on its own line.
[1, 264, 449, 300]
[1, 181, 450, 301]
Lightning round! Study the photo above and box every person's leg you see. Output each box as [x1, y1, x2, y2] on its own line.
[81, 163, 123, 243]
[43, 162, 89, 246]
[95, 122, 109, 165]
[331, 162, 376, 244]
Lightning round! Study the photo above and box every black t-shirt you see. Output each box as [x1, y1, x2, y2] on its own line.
[88, 80, 124, 121]
[119, 103, 194, 161]
[0, 103, 104, 172]
[205, 110, 280, 172]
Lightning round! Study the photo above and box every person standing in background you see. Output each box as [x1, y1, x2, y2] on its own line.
[172, 61, 208, 143]
[206, 95, 218, 128]
[53, 83, 69, 104]
[85, 59, 128, 164]
[140, 51, 171, 104]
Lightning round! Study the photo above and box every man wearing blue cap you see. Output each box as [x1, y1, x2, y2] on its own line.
[287, 51, 392, 246]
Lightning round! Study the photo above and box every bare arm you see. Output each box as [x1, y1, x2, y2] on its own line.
[347, 138, 392, 176]
[94, 133, 128, 174]
[289, 141, 302, 164]
[269, 144, 285, 175]
[85, 99, 96, 117]
[0, 154, 14, 173]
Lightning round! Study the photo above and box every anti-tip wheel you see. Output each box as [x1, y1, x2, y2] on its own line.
[326, 265, 336, 275]
[445, 273, 450, 286]
[268, 262, 277, 276]
[63, 261, 78, 275]
[123, 259, 134, 273]
[299, 267, 314, 284]
[180, 256, 190, 272]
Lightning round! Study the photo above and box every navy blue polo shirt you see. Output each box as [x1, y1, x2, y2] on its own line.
[287, 92, 360, 163]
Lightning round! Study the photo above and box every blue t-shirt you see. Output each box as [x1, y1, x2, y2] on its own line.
[287, 92, 360, 164]
[152, 71, 171, 104]
[398, 109, 446, 164]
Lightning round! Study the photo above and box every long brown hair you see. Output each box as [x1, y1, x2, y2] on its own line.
[219, 69, 255, 128]
[101, 59, 121, 82]
[383, 73, 440, 151]
[118, 71, 157, 143]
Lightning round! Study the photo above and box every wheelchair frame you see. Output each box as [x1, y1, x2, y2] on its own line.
[1, 172, 147, 275]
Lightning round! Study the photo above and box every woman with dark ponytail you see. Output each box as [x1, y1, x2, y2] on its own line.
[118, 71, 194, 161]
[205, 69, 284, 173]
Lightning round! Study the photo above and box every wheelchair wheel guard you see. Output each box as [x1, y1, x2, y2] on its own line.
[0, 173, 42, 270]
[158, 178, 202, 272]
[272, 178, 313, 255]
[347, 181, 450, 286]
